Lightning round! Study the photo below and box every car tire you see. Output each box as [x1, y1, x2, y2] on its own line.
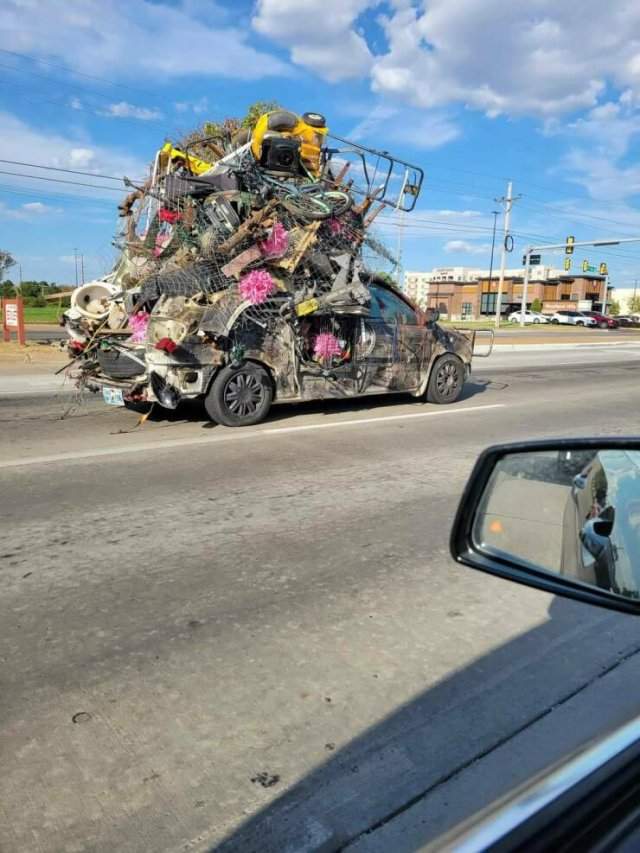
[426, 354, 465, 405]
[599, 321, 608, 329]
[205, 362, 273, 427]
[551, 319, 559, 324]
[534, 318, 540, 323]
[576, 321, 584, 326]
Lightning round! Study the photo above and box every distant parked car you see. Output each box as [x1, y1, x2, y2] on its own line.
[550, 310, 597, 327]
[617, 315, 640, 327]
[580, 311, 619, 329]
[507, 310, 549, 324]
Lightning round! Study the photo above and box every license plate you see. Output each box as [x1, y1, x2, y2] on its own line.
[102, 386, 124, 406]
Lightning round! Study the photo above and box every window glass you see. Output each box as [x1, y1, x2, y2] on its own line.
[370, 286, 418, 324]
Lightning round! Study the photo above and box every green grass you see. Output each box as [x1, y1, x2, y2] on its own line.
[23, 305, 67, 324]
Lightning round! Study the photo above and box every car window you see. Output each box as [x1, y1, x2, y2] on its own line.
[370, 286, 418, 325]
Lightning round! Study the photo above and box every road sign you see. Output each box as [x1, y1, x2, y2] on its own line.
[564, 258, 571, 271]
[2, 298, 26, 345]
[565, 235, 575, 254]
[581, 259, 597, 273]
[523, 253, 541, 265]
[599, 262, 608, 275]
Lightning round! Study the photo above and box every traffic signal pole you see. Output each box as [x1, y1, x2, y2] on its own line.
[519, 236, 640, 326]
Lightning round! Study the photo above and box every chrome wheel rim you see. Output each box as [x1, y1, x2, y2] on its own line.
[224, 371, 265, 417]
[436, 361, 461, 398]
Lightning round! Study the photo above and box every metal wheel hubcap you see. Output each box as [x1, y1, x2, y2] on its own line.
[436, 362, 460, 397]
[224, 372, 265, 417]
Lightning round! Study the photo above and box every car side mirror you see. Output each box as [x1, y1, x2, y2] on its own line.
[425, 308, 440, 326]
[450, 439, 640, 614]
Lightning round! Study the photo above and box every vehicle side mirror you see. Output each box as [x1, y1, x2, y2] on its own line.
[450, 439, 640, 614]
[425, 308, 440, 325]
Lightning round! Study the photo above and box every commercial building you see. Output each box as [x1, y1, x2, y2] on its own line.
[404, 266, 612, 320]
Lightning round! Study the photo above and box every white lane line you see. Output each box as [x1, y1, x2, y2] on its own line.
[0, 403, 505, 470]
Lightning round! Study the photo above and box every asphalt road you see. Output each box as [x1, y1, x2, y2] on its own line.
[3, 347, 640, 852]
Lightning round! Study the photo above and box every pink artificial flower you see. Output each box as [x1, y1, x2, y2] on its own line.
[239, 269, 276, 305]
[313, 332, 342, 363]
[128, 310, 150, 343]
[259, 222, 289, 259]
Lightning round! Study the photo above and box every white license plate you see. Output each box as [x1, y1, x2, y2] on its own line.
[102, 386, 124, 406]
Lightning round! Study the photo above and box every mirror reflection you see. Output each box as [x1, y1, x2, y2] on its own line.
[474, 448, 640, 599]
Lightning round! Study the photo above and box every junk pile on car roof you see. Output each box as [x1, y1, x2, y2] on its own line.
[62, 107, 424, 412]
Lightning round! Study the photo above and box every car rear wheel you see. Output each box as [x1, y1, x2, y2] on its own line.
[205, 363, 273, 427]
[426, 354, 465, 404]
[534, 318, 540, 323]
[551, 318, 559, 324]
[599, 321, 608, 329]
[576, 321, 584, 326]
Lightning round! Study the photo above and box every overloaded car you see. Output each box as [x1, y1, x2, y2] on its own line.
[580, 310, 619, 329]
[62, 108, 484, 426]
[550, 309, 597, 327]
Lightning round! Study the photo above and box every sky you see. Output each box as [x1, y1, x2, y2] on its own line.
[2, 0, 640, 293]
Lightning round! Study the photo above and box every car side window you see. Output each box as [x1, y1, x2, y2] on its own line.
[370, 286, 418, 325]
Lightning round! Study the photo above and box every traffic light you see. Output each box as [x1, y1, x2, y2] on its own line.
[599, 262, 608, 275]
[566, 236, 575, 255]
[564, 258, 571, 271]
[582, 259, 589, 272]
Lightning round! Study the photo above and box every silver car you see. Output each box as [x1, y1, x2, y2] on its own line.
[550, 310, 597, 327]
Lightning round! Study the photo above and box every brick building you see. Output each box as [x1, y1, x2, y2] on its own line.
[425, 272, 611, 320]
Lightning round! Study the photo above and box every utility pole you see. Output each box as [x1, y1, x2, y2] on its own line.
[487, 210, 500, 316]
[73, 248, 78, 288]
[80, 254, 85, 285]
[494, 181, 520, 328]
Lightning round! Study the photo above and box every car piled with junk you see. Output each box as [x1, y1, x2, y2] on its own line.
[63, 108, 482, 426]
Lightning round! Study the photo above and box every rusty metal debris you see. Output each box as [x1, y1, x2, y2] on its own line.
[62, 107, 474, 426]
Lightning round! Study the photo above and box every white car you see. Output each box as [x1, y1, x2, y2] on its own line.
[508, 310, 549, 324]
[550, 310, 597, 327]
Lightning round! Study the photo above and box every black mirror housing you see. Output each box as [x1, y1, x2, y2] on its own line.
[450, 438, 640, 616]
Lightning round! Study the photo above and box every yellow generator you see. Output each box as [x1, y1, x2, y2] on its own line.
[251, 110, 328, 176]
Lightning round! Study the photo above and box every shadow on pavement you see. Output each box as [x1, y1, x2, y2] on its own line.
[214, 595, 639, 853]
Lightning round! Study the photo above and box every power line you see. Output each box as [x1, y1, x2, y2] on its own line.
[0, 169, 125, 192]
[0, 159, 130, 182]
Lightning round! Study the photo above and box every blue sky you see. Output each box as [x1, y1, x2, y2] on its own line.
[2, 0, 640, 292]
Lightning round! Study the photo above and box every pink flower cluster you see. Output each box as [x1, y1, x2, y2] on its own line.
[239, 269, 276, 305]
[259, 222, 289, 259]
[128, 310, 150, 342]
[313, 332, 342, 362]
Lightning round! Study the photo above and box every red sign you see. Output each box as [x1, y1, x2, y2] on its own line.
[2, 298, 26, 345]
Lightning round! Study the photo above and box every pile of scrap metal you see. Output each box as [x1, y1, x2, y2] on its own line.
[63, 108, 426, 425]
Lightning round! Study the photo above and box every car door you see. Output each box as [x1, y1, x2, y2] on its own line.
[362, 285, 429, 392]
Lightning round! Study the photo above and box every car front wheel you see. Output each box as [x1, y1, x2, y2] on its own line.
[426, 354, 465, 404]
[551, 318, 559, 324]
[205, 363, 273, 426]
[576, 321, 584, 326]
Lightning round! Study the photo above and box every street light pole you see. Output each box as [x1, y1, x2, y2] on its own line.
[494, 181, 520, 329]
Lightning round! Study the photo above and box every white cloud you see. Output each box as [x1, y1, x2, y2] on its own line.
[3, 0, 289, 80]
[249, 0, 640, 119]
[0, 200, 61, 220]
[350, 103, 459, 150]
[444, 239, 492, 255]
[174, 97, 209, 115]
[546, 95, 640, 202]
[99, 101, 163, 121]
[253, 0, 374, 81]
[0, 111, 147, 198]
[69, 97, 82, 110]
